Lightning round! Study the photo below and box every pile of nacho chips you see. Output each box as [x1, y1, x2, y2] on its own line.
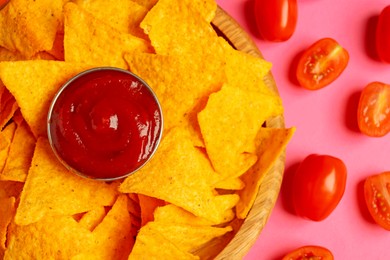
[0, 0, 294, 259]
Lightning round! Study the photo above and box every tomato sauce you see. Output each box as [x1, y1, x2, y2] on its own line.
[48, 68, 163, 180]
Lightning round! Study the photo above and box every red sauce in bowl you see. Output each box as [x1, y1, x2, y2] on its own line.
[47, 67, 163, 180]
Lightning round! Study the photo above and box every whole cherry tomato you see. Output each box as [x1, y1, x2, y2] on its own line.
[376, 6, 390, 63]
[254, 0, 298, 42]
[293, 154, 347, 221]
[364, 172, 390, 230]
[282, 245, 334, 260]
[296, 38, 349, 90]
[357, 82, 390, 137]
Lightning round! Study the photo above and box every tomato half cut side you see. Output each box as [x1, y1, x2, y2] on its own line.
[282, 245, 334, 260]
[376, 6, 390, 63]
[254, 0, 298, 42]
[364, 172, 390, 230]
[293, 154, 347, 221]
[296, 38, 349, 90]
[357, 82, 390, 137]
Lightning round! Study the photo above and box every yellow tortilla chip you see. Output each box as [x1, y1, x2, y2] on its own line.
[188, 0, 217, 23]
[140, 0, 221, 57]
[214, 177, 245, 191]
[0, 60, 95, 137]
[0, 122, 16, 173]
[73, 0, 148, 39]
[124, 52, 225, 146]
[120, 127, 239, 224]
[0, 0, 63, 57]
[46, 32, 64, 61]
[0, 180, 23, 200]
[153, 204, 214, 226]
[146, 221, 232, 253]
[5, 215, 92, 259]
[78, 207, 106, 231]
[198, 84, 284, 178]
[80, 195, 134, 259]
[218, 38, 274, 95]
[64, 2, 152, 69]
[0, 47, 59, 61]
[0, 197, 15, 258]
[236, 127, 296, 219]
[132, 0, 158, 10]
[129, 224, 199, 260]
[127, 194, 141, 217]
[1, 121, 36, 182]
[0, 87, 18, 130]
[0, 47, 26, 61]
[32, 51, 57, 61]
[15, 137, 118, 225]
[138, 194, 166, 226]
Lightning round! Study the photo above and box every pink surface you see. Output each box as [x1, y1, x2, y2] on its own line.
[216, 0, 390, 259]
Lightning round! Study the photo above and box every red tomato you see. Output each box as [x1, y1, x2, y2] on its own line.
[357, 82, 390, 137]
[376, 6, 390, 63]
[364, 172, 390, 230]
[254, 0, 298, 42]
[293, 154, 347, 221]
[296, 38, 349, 90]
[282, 245, 334, 260]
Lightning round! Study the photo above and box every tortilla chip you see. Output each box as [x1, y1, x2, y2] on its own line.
[214, 177, 245, 191]
[15, 137, 118, 225]
[4, 215, 92, 259]
[78, 207, 106, 231]
[218, 38, 274, 95]
[236, 127, 296, 219]
[120, 127, 239, 224]
[0, 180, 23, 200]
[131, 0, 158, 10]
[0, 197, 15, 257]
[146, 221, 232, 253]
[153, 204, 214, 226]
[188, 0, 217, 23]
[0, 0, 63, 57]
[0, 87, 18, 130]
[138, 194, 166, 226]
[0, 47, 26, 61]
[198, 84, 284, 178]
[73, 0, 148, 39]
[81, 195, 134, 259]
[0, 122, 16, 173]
[64, 2, 152, 69]
[140, 0, 221, 58]
[46, 32, 64, 61]
[1, 121, 36, 182]
[129, 224, 199, 260]
[0, 60, 95, 137]
[124, 52, 225, 146]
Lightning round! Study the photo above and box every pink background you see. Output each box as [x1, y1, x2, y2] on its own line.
[216, 0, 390, 259]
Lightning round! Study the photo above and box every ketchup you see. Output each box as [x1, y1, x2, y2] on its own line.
[48, 68, 163, 180]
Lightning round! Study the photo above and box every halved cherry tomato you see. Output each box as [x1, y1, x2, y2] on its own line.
[357, 82, 390, 137]
[254, 0, 298, 42]
[364, 172, 390, 230]
[376, 6, 390, 63]
[282, 245, 334, 260]
[293, 154, 347, 221]
[296, 38, 349, 90]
